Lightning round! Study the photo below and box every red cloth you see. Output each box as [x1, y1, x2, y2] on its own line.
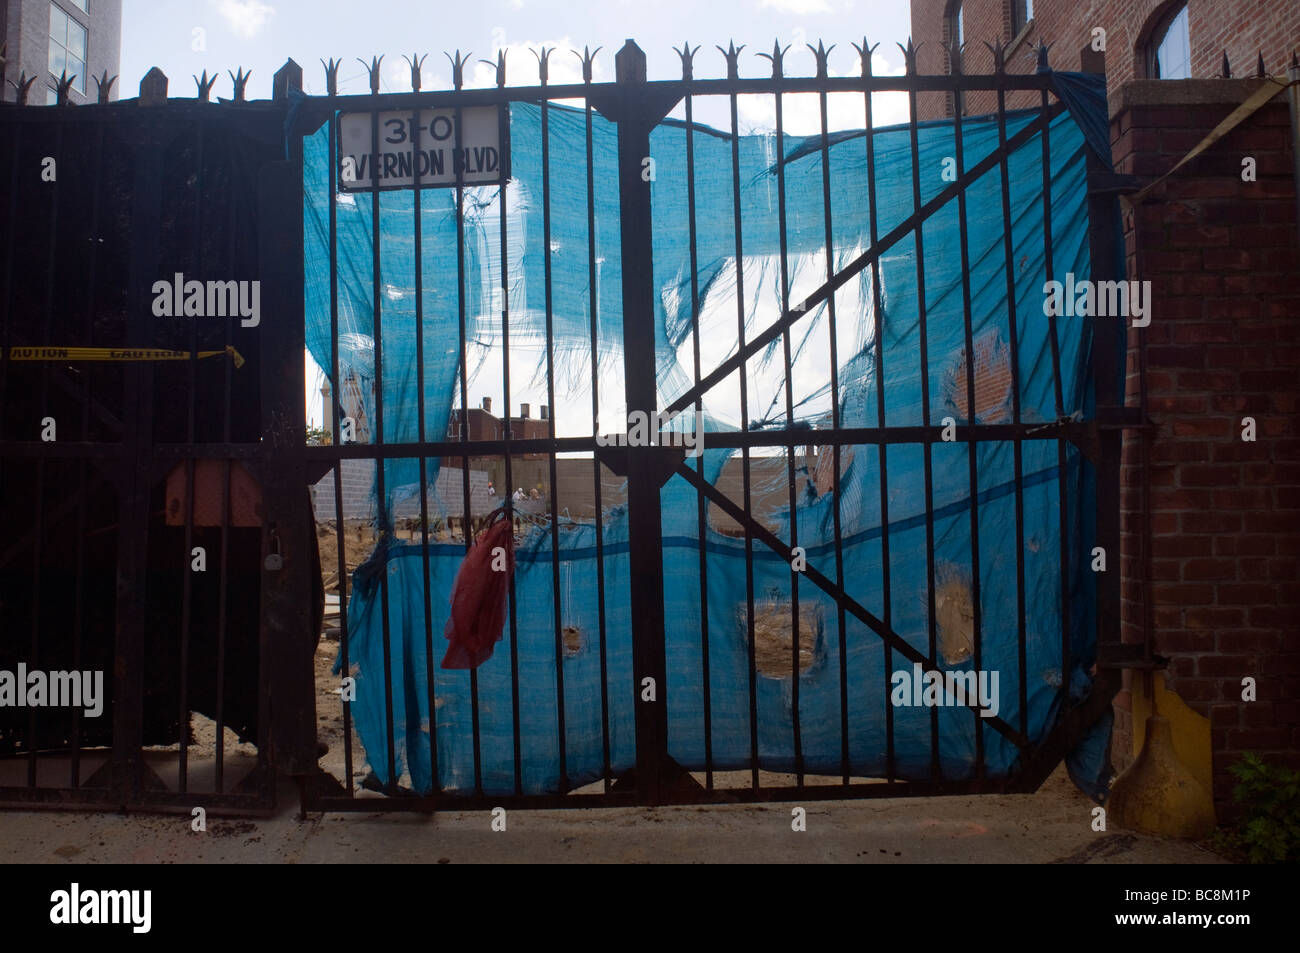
[441, 508, 514, 670]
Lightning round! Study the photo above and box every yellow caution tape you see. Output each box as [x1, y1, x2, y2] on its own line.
[5, 345, 245, 369]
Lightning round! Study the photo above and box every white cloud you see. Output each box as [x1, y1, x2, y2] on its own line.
[213, 0, 275, 40]
[759, 0, 832, 13]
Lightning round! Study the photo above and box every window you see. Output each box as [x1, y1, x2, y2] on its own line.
[1147, 3, 1191, 79]
[1012, 0, 1034, 34]
[66, 0, 87, 10]
[49, 3, 88, 95]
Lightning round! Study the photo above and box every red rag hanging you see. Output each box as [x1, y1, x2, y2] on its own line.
[441, 507, 515, 670]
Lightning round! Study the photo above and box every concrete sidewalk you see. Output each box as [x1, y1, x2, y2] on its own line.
[0, 766, 1227, 863]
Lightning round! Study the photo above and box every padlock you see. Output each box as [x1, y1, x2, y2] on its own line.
[264, 533, 283, 571]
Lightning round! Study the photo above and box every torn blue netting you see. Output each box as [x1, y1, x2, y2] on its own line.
[302, 77, 1114, 797]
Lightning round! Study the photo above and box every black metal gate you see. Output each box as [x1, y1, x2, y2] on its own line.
[291, 38, 1132, 813]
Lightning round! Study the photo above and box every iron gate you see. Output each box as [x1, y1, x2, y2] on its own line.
[0, 87, 317, 814]
[291, 38, 1131, 812]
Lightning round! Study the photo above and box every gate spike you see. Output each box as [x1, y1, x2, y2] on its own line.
[1221, 51, 1231, 78]
[403, 52, 428, 91]
[807, 40, 834, 80]
[228, 67, 251, 101]
[947, 37, 964, 75]
[94, 70, 117, 103]
[1257, 51, 1266, 77]
[897, 38, 920, 76]
[673, 41, 701, 81]
[716, 41, 745, 81]
[55, 69, 76, 105]
[11, 71, 36, 105]
[1035, 41, 1051, 73]
[321, 57, 341, 96]
[477, 50, 507, 88]
[357, 55, 383, 94]
[443, 50, 471, 91]
[572, 45, 601, 84]
[851, 37, 879, 78]
[531, 46, 554, 85]
[194, 69, 217, 101]
[756, 39, 791, 78]
[983, 40, 1006, 74]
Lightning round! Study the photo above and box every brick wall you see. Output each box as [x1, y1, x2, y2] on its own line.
[911, 1, 1300, 120]
[1111, 79, 1300, 808]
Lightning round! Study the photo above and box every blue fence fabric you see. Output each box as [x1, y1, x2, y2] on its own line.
[302, 75, 1110, 797]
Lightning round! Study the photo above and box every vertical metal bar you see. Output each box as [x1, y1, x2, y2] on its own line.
[178, 120, 203, 793]
[369, 108, 398, 794]
[994, 83, 1029, 740]
[328, 107, 355, 795]
[215, 177, 237, 793]
[411, 105, 440, 795]
[451, 98, 483, 796]
[540, 93, 569, 793]
[583, 92, 613, 793]
[1040, 88, 1071, 710]
[1287, 63, 1300, 253]
[772, 70, 804, 787]
[613, 45, 670, 803]
[70, 128, 105, 786]
[862, 63, 895, 785]
[0, 124, 21, 434]
[499, 119, 524, 798]
[818, 78, 849, 786]
[683, 79, 713, 790]
[29, 122, 63, 786]
[905, 77, 942, 780]
[951, 86, 985, 776]
[727, 80, 760, 794]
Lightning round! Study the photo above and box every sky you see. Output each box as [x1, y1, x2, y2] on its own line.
[120, 0, 920, 431]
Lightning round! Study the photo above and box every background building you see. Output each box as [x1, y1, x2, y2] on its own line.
[910, 0, 1300, 119]
[0, 0, 121, 104]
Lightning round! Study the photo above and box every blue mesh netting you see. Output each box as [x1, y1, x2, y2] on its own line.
[302, 74, 1112, 797]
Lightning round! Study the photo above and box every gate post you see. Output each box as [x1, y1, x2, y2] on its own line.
[610, 40, 678, 803]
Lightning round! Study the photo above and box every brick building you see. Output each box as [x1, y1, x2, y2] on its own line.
[910, 1, 1300, 120]
[0, 0, 122, 104]
[910, 0, 1300, 816]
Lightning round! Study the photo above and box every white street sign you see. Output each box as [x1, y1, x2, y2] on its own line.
[337, 106, 508, 192]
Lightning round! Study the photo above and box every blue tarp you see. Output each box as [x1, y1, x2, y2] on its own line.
[302, 74, 1112, 797]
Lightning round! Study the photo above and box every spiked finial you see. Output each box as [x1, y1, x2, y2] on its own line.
[1035, 41, 1051, 73]
[1220, 51, 1231, 78]
[1257, 51, 1266, 77]
[12, 71, 36, 105]
[321, 57, 341, 96]
[94, 70, 117, 103]
[898, 38, 920, 76]
[228, 67, 251, 101]
[674, 41, 700, 80]
[478, 50, 507, 87]
[807, 40, 834, 79]
[983, 40, 1006, 75]
[757, 39, 792, 78]
[444, 50, 472, 90]
[531, 45, 554, 84]
[851, 37, 879, 78]
[358, 55, 383, 94]
[572, 45, 601, 84]
[194, 69, 217, 101]
[404, 52, 428, 91]
[55, 69, 77, 105]
[717, 41, 745, 80]
[947, 36, 964, 75]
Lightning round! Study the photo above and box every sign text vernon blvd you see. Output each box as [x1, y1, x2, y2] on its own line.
[338, 106, 509, 192]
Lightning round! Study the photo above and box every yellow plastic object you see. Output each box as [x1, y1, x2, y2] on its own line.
[1107, 712, 1216, 839]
